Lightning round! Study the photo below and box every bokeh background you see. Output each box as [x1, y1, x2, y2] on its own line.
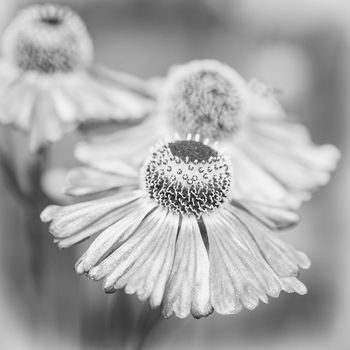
[0, 0, 348, 349]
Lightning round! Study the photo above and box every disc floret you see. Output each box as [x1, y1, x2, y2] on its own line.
[142, 134, 233, 217]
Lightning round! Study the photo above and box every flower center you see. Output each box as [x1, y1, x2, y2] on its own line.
[2, 4, 93, 74]
[161, 60, 248, 141]
[142, 136, 232, 217]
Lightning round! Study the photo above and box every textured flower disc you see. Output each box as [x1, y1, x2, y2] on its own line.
[2, 4, 93, 73]
[161, 60, 249, 140]
[142, 135, 233, 217]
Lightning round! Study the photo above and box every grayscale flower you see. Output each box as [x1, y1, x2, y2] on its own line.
[0, 4, 154, 150]
[76, 59, 340, 210]
[41, 135, 310, 319]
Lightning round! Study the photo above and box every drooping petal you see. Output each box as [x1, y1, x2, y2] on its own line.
[226, 204, 311, 278]
[40, 190, 143, 239]
[231, 198, 300, 230]
[75, 199, 157, 274]
[204, 210, 283, 314]
[229, 146, 303, 209]
[0, 75, 36, 129]
[119, 213, 179, 308]
[162, 215, 212, 319]
[29, 88, 75, 150]
[88, 208, 170, 289]
[239, 119, 340, 193]
[75, 113, 168, 168]
[66, 166, 138, 196]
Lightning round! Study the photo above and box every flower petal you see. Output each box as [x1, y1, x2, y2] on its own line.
[75, 199, 156, 274]
[227, 205, 311, 277]
[41, 190, 143, 239]
[162, 215, 212, 319]
[230, 146, 302, 209]
[66, 167, 138, 196]
[241, 119, 340, 193]
[88, 207, 168, 285]
[75, 113, 167, 168]
[231, 198, 300, 230]
[204, 211, 283, 314]
[118, 213, 178, 307]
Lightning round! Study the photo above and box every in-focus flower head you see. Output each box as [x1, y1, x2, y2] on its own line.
[160, 60, 248, 140]
[141, 134, 232, 217]
[2, 4, 93, 74]
[0, 4, 154, 151]
[76, 59, 340, 211]
[42, 135, 310, 319]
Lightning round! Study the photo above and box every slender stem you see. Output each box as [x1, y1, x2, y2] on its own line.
[0, 127, 50, 291]
[0, 150, 31, 204]
[25, 146, 49, 290]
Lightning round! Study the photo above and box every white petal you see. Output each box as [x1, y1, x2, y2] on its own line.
[75, 200, 156, 273]
[162, 215, 212, 319]
[241, 119, 340, 192]
[41, 190, 143, 239]
[229, 206, 311, 277]
[50, 87, 79, 123]
[75, 113, 166, 168]
[231, 198, 300, 230]
[119, 213, 178, 306]
[88, 207, 168, 285]
[281, 277, 307, 295]
[204, 211, 284, 314]
[230, 146, 301, 209]
[66, 167, 138, 196]
[56, 198, 144, 249]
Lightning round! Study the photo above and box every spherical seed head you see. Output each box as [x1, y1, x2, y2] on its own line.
[2, 4, 94, 74]
[141, 136, 233, 217]
[160, 60, 249, 141]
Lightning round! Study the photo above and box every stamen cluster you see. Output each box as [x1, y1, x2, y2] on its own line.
[2, 4, 93, 73]
[142, 135, 232, 217]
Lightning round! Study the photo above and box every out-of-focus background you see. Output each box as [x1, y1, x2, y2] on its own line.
[0, 0, 348, 349]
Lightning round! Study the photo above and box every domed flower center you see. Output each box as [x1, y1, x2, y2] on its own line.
[142, 136, 232, 217]
[161, 60, 248, 140]
[2, 4, 93, 74]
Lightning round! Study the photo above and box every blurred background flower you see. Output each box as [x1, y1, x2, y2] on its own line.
[0, 0, 347, 349]
[0, 3, 154, 151]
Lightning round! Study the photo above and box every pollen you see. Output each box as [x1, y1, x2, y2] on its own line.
[2, 4, 93, 74]
[142, 135, 233, 217]
[160, 60, 248, 141]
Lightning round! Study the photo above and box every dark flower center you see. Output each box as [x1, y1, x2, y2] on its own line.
[40, 16, 62, 26]
[142, 138, 232, 217]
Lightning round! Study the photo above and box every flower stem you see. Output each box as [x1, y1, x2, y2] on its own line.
[25, 146, 49, 290]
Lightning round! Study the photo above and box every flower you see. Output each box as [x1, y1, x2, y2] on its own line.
[0, 4, 154, 151]
[75, 59, 340, 210]
[41, 135, 310, 319]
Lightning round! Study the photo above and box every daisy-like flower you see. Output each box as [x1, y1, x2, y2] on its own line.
[0, 4, 154, 151]
[41, 135, 310, 319]
[76, 59, 340, 210]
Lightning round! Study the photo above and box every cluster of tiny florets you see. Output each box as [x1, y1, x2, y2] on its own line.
[2, 4, 93, 73]
[161, 60, 248, 141]
[142, 135, 232, 217]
